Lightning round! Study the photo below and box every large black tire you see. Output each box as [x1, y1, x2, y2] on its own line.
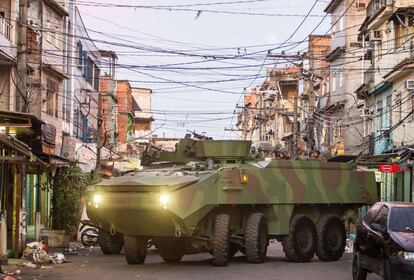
[157, 241, 185, 263]
[124, 236, 147, 265]
[282, 214, 316, 262]
[316, 215, 346, 262]
[352, 252, 367, 280]
[212, 214, 231, 266]
[98, 231, 124, 255]
[244, 213, 268, 263]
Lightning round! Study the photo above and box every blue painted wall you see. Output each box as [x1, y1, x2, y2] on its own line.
[373, 84, 392, 155]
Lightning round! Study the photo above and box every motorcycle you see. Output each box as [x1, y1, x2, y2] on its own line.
[79, 219, 99, 247]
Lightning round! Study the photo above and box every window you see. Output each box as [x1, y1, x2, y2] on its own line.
[82, 51, 87, 77]
[394, 18, 406, 49]
[94, 66, 100, 91]
[386, 95, 392, 127]
[334, 124, 342, 139]
[373, 206, 389, 231]
[339, 68, 343, 88]
[46, 79, 58, 117]
[364, 204, 382, 226]
[395, 94, 402, 122]
[389, 207, 414, 232]
[377, 40, 383, 60]
[331, 72, 336, 92]
[45, 10, 61, 48]
[377, 100, 383, 130]
[355, 0, 366, 11]
[77, 41, 83, 68]
[368, 106, 374, 134]
[81, 115, 88, 142]
[73, 108, 79, 137]
[411, 93, 414, 121]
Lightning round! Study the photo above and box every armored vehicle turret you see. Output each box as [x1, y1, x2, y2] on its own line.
[86, 135, 377, 266]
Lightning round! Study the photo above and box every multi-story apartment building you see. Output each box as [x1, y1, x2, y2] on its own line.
[321, 0, 367, 155]
[99, 50, 118, 151]
[237, 66, 300, 156]
[131, 87, 153, 141]
[355, 0, 414, 202]
[0, 0, 18, 112]
[25, 0, 69, 155]
[61, 6, 101, 171]
[300, 35, 331, 153]
[116, 80, 134, 147]
[358, 0, 414, 154]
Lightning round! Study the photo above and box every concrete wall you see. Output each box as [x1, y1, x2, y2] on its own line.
[326, 0, 366, 154]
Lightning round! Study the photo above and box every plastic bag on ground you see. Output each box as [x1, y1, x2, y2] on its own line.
[51, 253, 67, 264]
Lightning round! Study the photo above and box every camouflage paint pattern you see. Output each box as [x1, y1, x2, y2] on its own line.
[86, 139, 377, 242]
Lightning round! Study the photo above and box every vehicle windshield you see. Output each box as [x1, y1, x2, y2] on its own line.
[389, 207, 414, 232]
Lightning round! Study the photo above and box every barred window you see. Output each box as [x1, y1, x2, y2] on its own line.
[46, 79, 58, 118]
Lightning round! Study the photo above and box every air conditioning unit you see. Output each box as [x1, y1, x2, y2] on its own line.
[404, 79, 414, 90]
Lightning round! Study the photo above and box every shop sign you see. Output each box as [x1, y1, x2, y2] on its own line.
[379, 164, 399, 173]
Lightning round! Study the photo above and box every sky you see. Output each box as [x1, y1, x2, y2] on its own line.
[76, 0, 331, 140]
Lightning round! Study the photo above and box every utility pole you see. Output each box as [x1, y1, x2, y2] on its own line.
[17, 0, 28, 113]
[293, 91, 298, 159]
[273, 83, 280, 147]
[308, 74, 315, 153]
[96, 93, 102, 173]
[259, 89, 263, 141]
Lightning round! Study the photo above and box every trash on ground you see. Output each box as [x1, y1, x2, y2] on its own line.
[40, 265, 53, 269]
[23, 262, 37, 268]
[66, 242, 82, 252]
[51, 253, 67, 264]
[22, 242, 51, 264]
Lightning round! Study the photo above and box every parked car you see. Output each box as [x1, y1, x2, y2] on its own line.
[352, 202, 414, 280]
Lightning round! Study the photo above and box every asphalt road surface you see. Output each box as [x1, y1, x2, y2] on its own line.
[12, 243, 382, 280]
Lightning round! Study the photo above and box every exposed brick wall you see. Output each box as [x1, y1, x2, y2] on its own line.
[116, 81, 132, 144]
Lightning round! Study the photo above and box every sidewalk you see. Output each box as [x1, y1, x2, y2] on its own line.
[0, 242, 84, 280]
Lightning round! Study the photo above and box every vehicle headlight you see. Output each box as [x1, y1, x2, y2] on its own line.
[159, 194, 170, 209]
[397, 251, 414, 261]
[93, 194, 103, 208]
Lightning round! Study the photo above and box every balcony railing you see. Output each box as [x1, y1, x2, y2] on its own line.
[367, 0, 393, 17]
[362, 132, 375, 155]
[0, 15, 12, 41]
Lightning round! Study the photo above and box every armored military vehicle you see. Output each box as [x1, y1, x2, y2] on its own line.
[86, 135, 377, 266]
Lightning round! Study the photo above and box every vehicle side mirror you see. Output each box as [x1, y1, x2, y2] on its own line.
[371, 223, 385, 234]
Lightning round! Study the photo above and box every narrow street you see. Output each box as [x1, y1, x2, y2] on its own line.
[9, 243, 381, 280]
[2, 1, 414, 279]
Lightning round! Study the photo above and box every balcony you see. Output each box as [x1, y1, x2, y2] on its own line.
[0, 14, 15, 64]
[0, 15, 12, 41]
[362, 132, 375, 155]
[44, 0, 69, 16]
[367, 0, 393, 18]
